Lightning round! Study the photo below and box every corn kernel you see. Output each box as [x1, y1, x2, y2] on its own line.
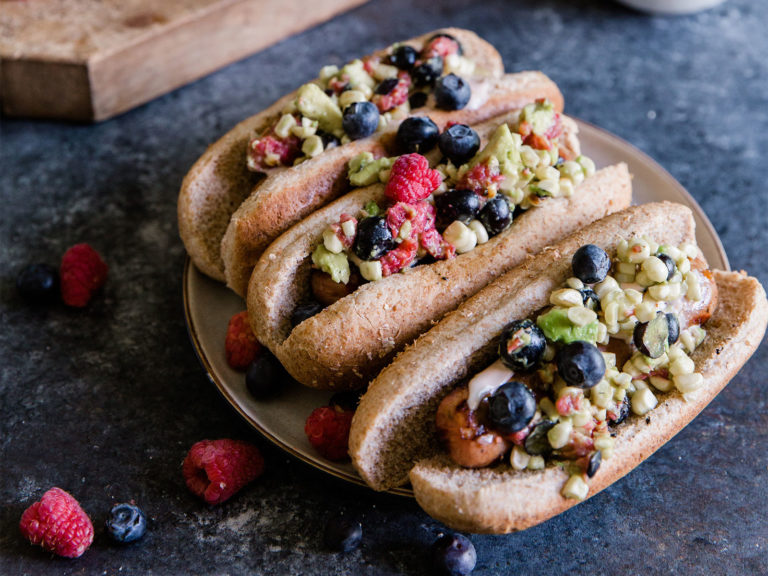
[631, 388, 658, 415]
[675, 372, 704, 394]
[562, 475, 589, 500]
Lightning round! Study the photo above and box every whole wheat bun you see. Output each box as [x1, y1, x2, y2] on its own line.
[178, 28, 526, 284]
[247, 137, 631, 389]
[347, 202, 768, 533]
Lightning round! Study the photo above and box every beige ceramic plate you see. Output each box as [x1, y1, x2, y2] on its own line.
[183, 120, 729, 497]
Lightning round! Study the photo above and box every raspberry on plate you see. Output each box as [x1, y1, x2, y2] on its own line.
[305, 405, 355, 461]
[225, 311, 262, 370]
[182, 439, 264, 505]
[60, 243, 108, 307]
[385, 153, 442, 204]
[19, 487, 94, 558]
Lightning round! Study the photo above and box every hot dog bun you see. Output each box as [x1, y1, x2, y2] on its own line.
[348, 203, 767, 534]
[247, 145, 632, 390]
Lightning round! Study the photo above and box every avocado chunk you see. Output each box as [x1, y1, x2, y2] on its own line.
[537, 308, 599, 344]
[468, 124, 522, 173]
[296, 83, 343, 136]
[520, 100, 556, 136]
[311, 245, 350, 284]
[348, 152, 396, 187]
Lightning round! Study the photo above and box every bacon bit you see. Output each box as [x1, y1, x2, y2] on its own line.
[556, 394, 582, 416]
[420, 228, 455, 260]
[385, 201, 435, 239]
[363, 58, 376, 75]
[328, 76, 349, 95]
[330, 214, 357, 250]
[372, 72, 411, 112]
[423, 36, 460, 59]
[458, 162, 505, 196]
[508, 426, 531, 446]
[380, 237, 419, 276]
[560, 432, 594, 459]
[247, 132, 301, 170]
[631, 244, 644, 253]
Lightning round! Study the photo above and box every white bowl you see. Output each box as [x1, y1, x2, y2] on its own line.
[616, 0, 726, 15]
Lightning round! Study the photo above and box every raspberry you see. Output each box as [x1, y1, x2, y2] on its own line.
[182, 439, 264, 505]
[305, 405, 355, 461]
[385, 200, 435, 239]
[225, 311, 262, 370]
[385, 154, 442, 204]
[380, 237, 419, 277]
[59, 243, 108, 307]
[19, 487, 94, 558]
[420, 228, 455, 260]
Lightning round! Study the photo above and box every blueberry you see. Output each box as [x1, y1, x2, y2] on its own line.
[323, 514, 362, 552]
[666, 312, 680, 345]
[498, 319, 546, 372]
[524, 420, 556, 455]
[389, 45, 418, 69]
[438, 124, 480, 166]
[434, 74, 471, 111]
[488, 381, 537, 435]
[318, 130, 341, 150]
[291, 301, 324, 327]
[342, 101, 379, 140]
[426, 33, 464, 56]
[396, 116, 439, 153]
[16, 264, 58, 302]
[555, 341, 606, 389]
[431, 532, 476, 576]
[412, 56, 443, 87]
[434, 189, 480, 229]
[374, 77, 399, 95]
[580, 288, 600, 311]
[587, 451, 602, 478]
[409, 92, 428, 109]
[656, 253, 677, 280]
[105, 503, 147, 544]
[353, 216, 394, 261]
[572, 244, 611, 284]
[608, 396, 630, 426]
[478, 196, 512, 236]
[633, 312, 669, 359]
[246, 351, 289, 398]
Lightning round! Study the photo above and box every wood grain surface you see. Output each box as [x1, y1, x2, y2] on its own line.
[0, 0, 368, 121]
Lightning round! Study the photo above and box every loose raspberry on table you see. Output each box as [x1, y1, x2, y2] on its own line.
[183, 439, 264, 505]
[19, 487, 94, 558]
[60, 243, 108, 308]
[305, 405, 355, 461]
[225, 311, 262, 370]
[385, 154, 442, 204]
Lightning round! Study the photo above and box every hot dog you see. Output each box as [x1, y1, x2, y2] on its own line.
[177, 28, 564, 290]
[348, 202, 768, 533]
[247, 105, 633, 390]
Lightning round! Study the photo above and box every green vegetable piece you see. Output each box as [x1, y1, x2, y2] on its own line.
[536, 308, 600, 344]
[632, 312, 669, 359]
[520, 100, 556, 136]
[468, 123, 522, 172]
[311, 245, 350, 284]
[348, 154, 395, 187]
[364, 201, 381, 217]
[296, 83, 343, 135]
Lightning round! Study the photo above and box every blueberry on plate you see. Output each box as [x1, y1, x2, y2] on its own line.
[434, 189, 481, 229]
[342, 101, 380, 140]
[353, 216, 395, 261]
[106, 503, 147, 544]
[478, 196, 512, 236]
[388, 45, 418, 69]
[498, 319, 546, 372]
[555, 341, 606, 389]
[488, 381, 537, 435]
[246, 351, 290, 398]
[434, 74, 471, 110]
[412, 56, 443, 87]
[323, 514, 362, 552]
[438, 124, 480, 166]
[291, 301, 324, 327]
[431, 532, 476, 576]
[396, 116, 440, 153]
[571, 244, 611, 284]
[16, 264, 58, 302]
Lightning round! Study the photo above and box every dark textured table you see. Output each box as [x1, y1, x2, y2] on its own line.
[2, 1, 767, 574]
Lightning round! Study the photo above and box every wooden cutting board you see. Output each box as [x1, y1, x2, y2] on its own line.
[0, 0, 368, 122]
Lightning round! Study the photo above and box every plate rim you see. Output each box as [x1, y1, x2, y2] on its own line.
[182, 118, 730, 499]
